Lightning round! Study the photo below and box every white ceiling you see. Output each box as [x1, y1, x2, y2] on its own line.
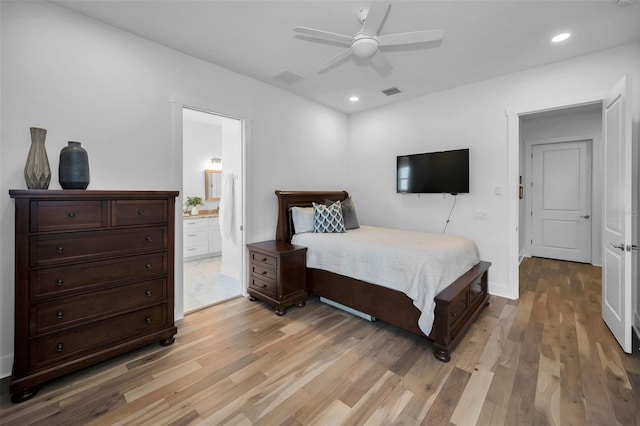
[53, 0, 640, 114]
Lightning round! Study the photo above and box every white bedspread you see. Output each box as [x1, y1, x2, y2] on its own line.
[292, 225, 480, 335]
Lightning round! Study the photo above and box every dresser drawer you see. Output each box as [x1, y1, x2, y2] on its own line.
[250, 275, 277, 297]
[184, 218, 208, 231]
[33, 201, 104, 232]
[251, 251, 277, 268]
[111, 200, 167, 226]
[32, 252, 167, 300]
[33, 278, 166, 334]
[184, 229, 208, 244]
[448, 288, 469, 329]
[251, 264, 276, 281]
[32, 226, 167, 267]
[184, 241, 208, 257]
[32, 305, 167, 369]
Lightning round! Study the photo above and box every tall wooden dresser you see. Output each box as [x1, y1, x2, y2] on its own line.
[8, 190, 179, 403]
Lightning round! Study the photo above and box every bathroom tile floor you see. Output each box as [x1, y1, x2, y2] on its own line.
[183, 256, 242, 313]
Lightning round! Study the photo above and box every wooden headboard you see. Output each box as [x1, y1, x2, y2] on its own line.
[275, 190, 348, 242]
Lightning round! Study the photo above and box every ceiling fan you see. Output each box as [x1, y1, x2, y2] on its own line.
[294, 2, 444, 76]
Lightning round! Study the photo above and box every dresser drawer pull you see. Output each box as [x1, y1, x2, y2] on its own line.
[56, 246, 64, 254]
[138, 209, 145, 215]
[187, 234, 197, 237]
[55, 343, 63, 352]
[145, 290, 152, 297]
[260, 257, 267, 262]
[56, 278, 64, 287]
[451, 312, 458, 318]
[67, 212, 76, 219]
[56, 310, 64, 319]
[145, 236, 153, 242]
[145, 317, 152, 324]
[145, 263, 152, 270]
[261, 270, 267, 275]
[262, 284, 267, 289]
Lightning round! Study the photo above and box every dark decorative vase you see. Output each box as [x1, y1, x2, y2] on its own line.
[24, 127, 51, 189]
[59, 141, 90, 189]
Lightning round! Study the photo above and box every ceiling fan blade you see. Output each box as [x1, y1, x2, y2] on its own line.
[361, 2, 390, 36]
[317, 48, 353, 73]
[370, 51, 393, 77]
[294, 26, 354, 45]
[378, 29, 444, 46]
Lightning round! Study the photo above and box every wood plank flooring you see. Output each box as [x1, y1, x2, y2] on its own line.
[2, 257, 639, 425]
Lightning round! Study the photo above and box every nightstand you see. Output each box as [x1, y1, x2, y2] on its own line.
[247, 240, 307, 315]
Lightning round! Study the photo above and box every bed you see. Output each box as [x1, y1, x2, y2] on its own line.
[275, 190, 491, 362]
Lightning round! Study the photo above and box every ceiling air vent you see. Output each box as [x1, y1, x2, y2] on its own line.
[381, 87, 401, 96]
[271, 69, 304, 85]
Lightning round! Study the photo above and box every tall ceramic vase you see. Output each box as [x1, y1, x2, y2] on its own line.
[24, 127, 51, 189]
[59, 141, 90, 189]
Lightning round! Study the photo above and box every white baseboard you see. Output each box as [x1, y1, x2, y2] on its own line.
[488, 280, 517, 300]
[1, 353, 12, 379]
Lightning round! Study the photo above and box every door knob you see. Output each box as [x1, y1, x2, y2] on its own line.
[580, 215, 590, 219]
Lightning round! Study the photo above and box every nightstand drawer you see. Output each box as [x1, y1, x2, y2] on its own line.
[34, 201, 104, 232]
[251, 252, 277, 267]
[112, 200, 167, 226]
[250, 276, 277, 297]
[251, 264, 276, 281]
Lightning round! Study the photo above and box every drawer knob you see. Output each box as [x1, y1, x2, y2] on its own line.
[145, 290, 152, 297]
[260, 257, 267, 262]
[145, 263, 152, 270]
[145, 317, 152, 324]
[451, 312, 458, 318]
[56, 310, 64, 319]
[138, 209, 145, 215]
[56, 246, 64, 254]
[261, 271, 267, 275]
[262, 284, 267, 289]
[56, 278, 64, 286]
[67, 212, 76, 219]
[145, 236, 153, 242]
[55, 343, 63, 352]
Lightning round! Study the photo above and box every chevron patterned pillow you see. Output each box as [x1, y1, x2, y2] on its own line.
[313, 201, 345, 233]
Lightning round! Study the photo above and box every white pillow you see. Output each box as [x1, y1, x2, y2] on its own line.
[291, 207, 314, 234]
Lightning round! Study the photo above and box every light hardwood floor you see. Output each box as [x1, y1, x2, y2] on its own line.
[1, 257, 639, 425]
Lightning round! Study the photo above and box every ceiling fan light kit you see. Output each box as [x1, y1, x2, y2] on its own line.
[294, 2, 444, 76]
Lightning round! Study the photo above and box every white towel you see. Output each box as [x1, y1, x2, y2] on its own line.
[219, 174, 235, 242]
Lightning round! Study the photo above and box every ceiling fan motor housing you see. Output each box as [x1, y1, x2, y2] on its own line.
[352, 35, 378, 58]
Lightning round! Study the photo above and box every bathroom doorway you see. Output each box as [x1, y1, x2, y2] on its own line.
[182, 107, 244, 313]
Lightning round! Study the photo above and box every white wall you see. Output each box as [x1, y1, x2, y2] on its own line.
[348, 42, 640, 300]
[0, 1, 349, 378]
[520, 105, 603, 265]
[183, 118, 222, 212]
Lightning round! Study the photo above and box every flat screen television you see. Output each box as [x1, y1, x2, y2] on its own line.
[397, 148, 469, 194]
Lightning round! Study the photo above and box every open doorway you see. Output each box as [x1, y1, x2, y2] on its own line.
[182, 107, 243, 313]
[518, 103, 603, 265]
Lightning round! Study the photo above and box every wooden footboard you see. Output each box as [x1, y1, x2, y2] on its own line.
[308, 261, 490, 362]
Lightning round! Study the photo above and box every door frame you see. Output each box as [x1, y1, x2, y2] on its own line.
[171, 96, 251, 321]
[524, 137, 595, 263]
[507, 94, 603, 300]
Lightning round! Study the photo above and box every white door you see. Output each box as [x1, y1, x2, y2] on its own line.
[602, 76, 633, 353]
[530, 141, 591, 262]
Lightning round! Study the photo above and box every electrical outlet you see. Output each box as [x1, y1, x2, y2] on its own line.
[473, 209, 488, 220]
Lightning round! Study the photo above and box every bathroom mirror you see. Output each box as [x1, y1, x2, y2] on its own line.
[205, 170, 222, 201]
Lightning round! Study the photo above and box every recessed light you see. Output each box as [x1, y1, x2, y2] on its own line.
[349, 96, 359, 102]
[551, 33, 571, 43]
